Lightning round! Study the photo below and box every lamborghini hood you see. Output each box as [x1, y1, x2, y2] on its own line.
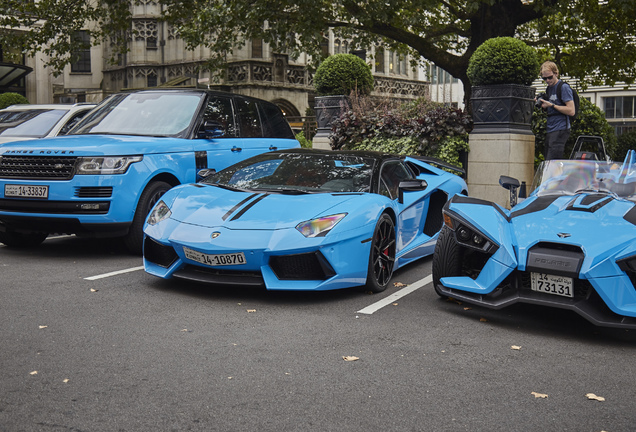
[167, 184, 361, 230]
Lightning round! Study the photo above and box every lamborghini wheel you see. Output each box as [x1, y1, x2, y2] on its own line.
[432, 226, 462, 298]
[365, 213, 396, 293]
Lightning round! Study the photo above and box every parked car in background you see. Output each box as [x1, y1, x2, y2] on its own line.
[0, 89, 299, 253]
[0, 103, 96, 144]
[433, 150, 636, 329]
[144, 149, 467, 292]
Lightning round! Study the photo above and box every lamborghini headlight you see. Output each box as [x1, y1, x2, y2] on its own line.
[146, 200, 172, 226]
[76, 156, 143, 175]
[296, 213, 347, 238]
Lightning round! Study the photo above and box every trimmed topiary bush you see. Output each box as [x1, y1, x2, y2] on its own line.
[0, 92, 29, 109]
[467, 37, 539, 86]
[314, 54, 374, 96]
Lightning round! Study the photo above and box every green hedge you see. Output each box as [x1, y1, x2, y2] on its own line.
[0, 92, 29, 109]
[330, 97, 472, 168]
[615, 130, 636, 161]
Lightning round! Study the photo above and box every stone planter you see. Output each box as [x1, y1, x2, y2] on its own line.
[314, 95, 349, 140]
[471, 84, 535, 135]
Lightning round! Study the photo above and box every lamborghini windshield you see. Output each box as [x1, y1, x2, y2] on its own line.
[70, 91, 204, 138]
[532, 152, 636, 200]
[204, 152, 375, 193]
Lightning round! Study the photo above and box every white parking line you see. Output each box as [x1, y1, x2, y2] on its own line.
[84, 266, 144, 280]
[357, 275, 432, 315]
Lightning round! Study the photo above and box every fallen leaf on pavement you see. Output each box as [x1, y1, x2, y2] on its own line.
[394, 282, 408, 287]
[480, 317, 488, 322]
[63, 379, 69, 383]
[511, 345, 521, 350]
[463, 307, 472, 310]
[29, 371, 38, 376]
[247, 309, 256, 313]
[586, 393, 605, 402]
[531, 392, 548, 399]
[343, 356, 359, 362]
[39, 325, 47, 329]
[90, 288, 98, 292]
[392, 303, 399, 306]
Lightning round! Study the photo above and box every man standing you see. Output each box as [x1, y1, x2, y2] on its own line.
[538, 61, 576, 160]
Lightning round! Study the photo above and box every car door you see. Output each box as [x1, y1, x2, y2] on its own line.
[378, 160, 427, 251]
[198, 96, 248, 172]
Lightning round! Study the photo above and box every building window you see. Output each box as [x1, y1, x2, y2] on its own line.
[320, 36, 329, 57]
[147, 74, 158, 87]
[605, 96, 636, 119]
[71, 31, 91, 73]
[252, 38, 263, 58]
[389, 51, 408, 76]
[375, 47, 384, 74]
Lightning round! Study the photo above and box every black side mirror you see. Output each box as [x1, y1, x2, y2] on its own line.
[499, 175, 520, 207]
[199, 120, 225, 139]
[197, 168, 216, 181]
[398, 179, 428, 204]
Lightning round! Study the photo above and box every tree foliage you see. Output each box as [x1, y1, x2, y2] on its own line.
[1, 0, 635, 99]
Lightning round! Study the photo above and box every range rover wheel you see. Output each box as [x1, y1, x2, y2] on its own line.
[0, 231, 48, 247]
[123, 181, 172, 254]
[432, 226, 462, 298]
[364, 213, 396, 293]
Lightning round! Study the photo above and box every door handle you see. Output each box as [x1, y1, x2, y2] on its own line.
[231, 147, 242, 152]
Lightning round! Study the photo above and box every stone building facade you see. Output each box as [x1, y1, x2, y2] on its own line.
[12, 1, 429, 125]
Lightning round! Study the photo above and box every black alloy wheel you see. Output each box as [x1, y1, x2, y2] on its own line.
[365, 213, 396, 293]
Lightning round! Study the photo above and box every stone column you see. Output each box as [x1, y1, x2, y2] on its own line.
[468, 133, 535, 208]
[468, 84, 536, 208]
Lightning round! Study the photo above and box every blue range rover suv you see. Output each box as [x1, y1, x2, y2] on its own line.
[0, 89, 300, 253]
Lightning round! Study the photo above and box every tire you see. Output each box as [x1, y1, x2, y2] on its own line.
[432, 226, 462, 298]
[364, 213, 396, 293]
[123, 181, 172, 254]
[0, 231, 48, 248]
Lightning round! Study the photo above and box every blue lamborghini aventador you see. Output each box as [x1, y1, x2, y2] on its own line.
[143, 148, 467, 292]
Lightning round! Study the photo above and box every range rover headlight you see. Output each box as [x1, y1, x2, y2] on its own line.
[147, 200, 172, 226]
[296, 213, 347, 238]
[76, 156, 143, 175]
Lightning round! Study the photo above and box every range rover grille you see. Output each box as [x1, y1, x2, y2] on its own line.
[0, 156, 77, 180]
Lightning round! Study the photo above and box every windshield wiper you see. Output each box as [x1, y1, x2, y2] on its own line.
[253, 187, 314, 195]
[206, 182, 246, 192]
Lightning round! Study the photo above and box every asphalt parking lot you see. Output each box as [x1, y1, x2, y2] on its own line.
[2, 235, 636, 431]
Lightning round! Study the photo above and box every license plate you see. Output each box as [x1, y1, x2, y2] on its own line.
[183, 247, 246, 267]
[531, 272, 574, 298]
[5, 184, 49, 199]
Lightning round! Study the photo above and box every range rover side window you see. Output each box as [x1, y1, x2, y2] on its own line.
[259, 102, 294, 139]
[203, 97, 237, 137]
[235, 98, 263, 138]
